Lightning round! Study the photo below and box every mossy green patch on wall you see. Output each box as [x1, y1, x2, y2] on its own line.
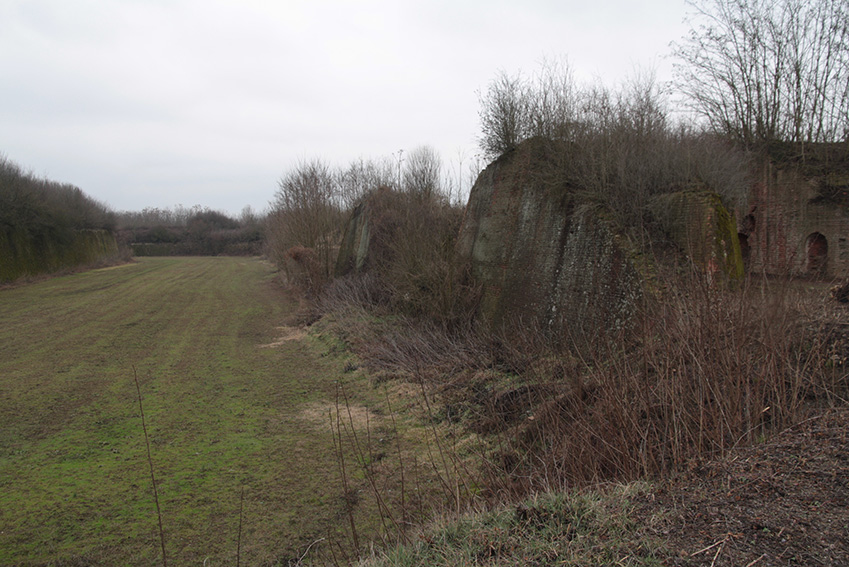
[648, 191, 744, 282]
[0, 228, 119, 283]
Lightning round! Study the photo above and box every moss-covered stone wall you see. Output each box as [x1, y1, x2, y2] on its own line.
[0, 228, 119, 283]
[648, 191, 744, 282]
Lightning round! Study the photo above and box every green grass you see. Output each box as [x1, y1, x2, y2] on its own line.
[0, 257, 430, 566]
[362, 483, 667, 567]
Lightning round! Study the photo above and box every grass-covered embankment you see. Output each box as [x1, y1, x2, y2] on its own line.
[0, 257, 436, 565]
[1, 155, 122, 283]
[0, 226, 120, 282]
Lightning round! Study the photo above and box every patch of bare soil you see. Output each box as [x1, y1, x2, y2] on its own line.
[260, 325, 307, 347]
[636, 409, 849, 566]
[299, 401, 385, 432]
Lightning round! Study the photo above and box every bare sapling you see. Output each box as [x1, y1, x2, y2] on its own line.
[132, 366, 167, 567]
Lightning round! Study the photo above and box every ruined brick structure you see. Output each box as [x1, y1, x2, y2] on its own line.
[738, 145, 849, 278]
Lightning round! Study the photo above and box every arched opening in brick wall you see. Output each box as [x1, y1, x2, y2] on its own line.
[805, 232, 828, 274]
[738, 233, 750, 271]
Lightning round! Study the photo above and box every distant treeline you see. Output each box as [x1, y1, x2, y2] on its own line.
[0, 156, 122, 282]
[116, 205, 263, 256]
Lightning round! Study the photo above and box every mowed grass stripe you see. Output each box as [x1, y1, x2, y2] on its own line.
[0, 257, 367, 566]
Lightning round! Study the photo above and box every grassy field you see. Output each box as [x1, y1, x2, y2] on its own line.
[0, 257, 434, 566]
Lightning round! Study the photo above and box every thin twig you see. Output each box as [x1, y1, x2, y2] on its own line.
[385, 386, 410, 544]
[236, 486, 245, 567]
[690, 536, 726, 556]
[710, 538, 726, 567]
[296, 538, 326, 566]
[332, 387, 360, 557]
[745, 553, 767, 567]
[133, 366, 167, 567]
[340, 383, 397, 539]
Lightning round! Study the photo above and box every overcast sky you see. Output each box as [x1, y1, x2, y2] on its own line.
[1, 0, 690, 215]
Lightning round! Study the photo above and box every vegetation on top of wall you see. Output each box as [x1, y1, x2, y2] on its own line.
[259, 28, 847, 557]
[0, 155, 122, 282]
[265, 149, 476, 326]
[476, 62, 752, 230]
[762, 141, 849, 206]
[0, 155, 115, 234]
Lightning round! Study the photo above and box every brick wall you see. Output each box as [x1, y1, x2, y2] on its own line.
[740, 157, 849, 278]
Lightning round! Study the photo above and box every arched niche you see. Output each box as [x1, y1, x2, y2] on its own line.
[805, 232, 828, 274]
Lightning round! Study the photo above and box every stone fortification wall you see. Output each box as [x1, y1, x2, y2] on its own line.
[455, 141, 647, 344]
[0, 228, 119, 283]
[334, 198, 371, 277]
[741, 154, 849, 277]
[649, 190, 744, 282]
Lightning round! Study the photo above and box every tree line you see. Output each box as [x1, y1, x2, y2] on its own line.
[116, 205, 263, 257]
[0, 155, 116, 240]
[0, 156, 124, 281]
[674, 0, 848, 147]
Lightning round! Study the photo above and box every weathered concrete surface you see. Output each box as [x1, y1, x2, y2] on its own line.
[649, 190, 744, 282]
[334, 187, 416, 278]
[456, 140, 648, 343]
[334, 198, 372, 276]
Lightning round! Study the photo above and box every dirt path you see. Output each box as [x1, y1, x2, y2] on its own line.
[0, 257, 404, 565]
[634, 409, 849, 566]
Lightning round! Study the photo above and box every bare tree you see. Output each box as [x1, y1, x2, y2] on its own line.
[477, 59, 585, 160]
[337, 157, 396, 209]
[267, 159, 341, 278]
[402, 145, 443, 201]
[673, 0, 849, 146]
[527, 57, 582, 141]
[477, 71, 530, 159]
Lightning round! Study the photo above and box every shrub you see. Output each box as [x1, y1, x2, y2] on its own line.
[284, 245, 326, 296]
[483, 272, 845, 495]
[337, 187, 477, 327]
[116, 206, 263, 256]
[266, 159, 343, 278]
[476, 63, 751, 228]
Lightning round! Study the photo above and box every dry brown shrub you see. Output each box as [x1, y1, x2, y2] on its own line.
[285, 245, 325, 295]
[482, 273, 848, 496]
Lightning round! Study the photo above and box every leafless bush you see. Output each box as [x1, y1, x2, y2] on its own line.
[482, 272, 846, 496]
[337, 157, 398, 210]
[268, 150, 470, 297]
[353, 188, 479, 327]
[284, 245, 326, 296]
[477, 71, 532, 159]
[402, 146, 443, 202]
[266, 159, 343, 279]
[477, 63, 751, 228]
